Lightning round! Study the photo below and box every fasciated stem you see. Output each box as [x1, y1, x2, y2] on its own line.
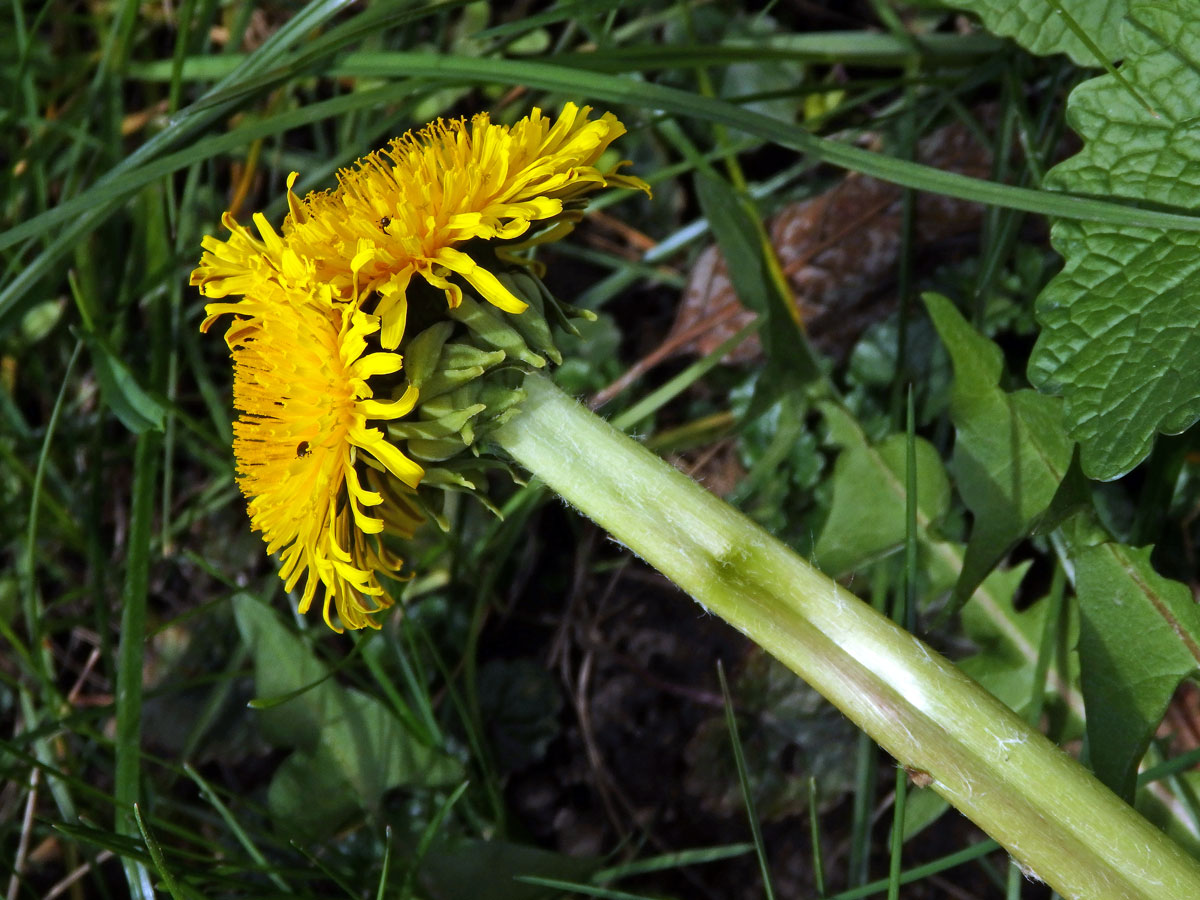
[494, 372, 1200, 900]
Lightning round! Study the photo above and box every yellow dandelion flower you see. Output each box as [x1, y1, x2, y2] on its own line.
[194, 102, 649, 630]
[278, 102, 650, 347]
[208, 286, 425, 631]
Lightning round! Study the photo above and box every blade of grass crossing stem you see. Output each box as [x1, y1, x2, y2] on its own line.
[398, 781, 469, 900]
[22, 342, 81, 694]
[829, 841, 1001, 900]
[887, 83, 917, 423]
[886, 389, 920, 899]
[183, 763, 291, 893]
[298, 53, 1200, 231]
[611, 320, 760, 432]
[889, 767, 908, 900]
[849, 566, 890, 886]
[291, 841, 360, 899]
[115, 432, 160, 900]
[809, 776, 827, 897]
[415, 624, 505, 826]
[133, 804, 186, 900]
[902, 388, 917, 634]
[1027, 562, 1067, 727]
[592, 843, 755, 883]
[375, 826, 393, 900]
[514, 877, 663, 900]
[718, 661, 776, 900]
[1007, 858, 1024, 899]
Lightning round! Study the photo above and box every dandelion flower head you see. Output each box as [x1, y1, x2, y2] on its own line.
[208, 280, 425, 631]
[194, 102, 647, 630]
[194, 102, 648, 348]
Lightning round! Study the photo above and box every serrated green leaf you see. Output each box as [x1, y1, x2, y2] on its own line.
[945, 0, 1128, 64]
[814, 403, 950, 576]
[925, 293, 1073, 605]
[1072, 542, 1200, 799]
[1025, 0, 1200, 479]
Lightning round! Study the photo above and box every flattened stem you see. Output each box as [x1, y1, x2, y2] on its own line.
[494, 372, 1200, 900]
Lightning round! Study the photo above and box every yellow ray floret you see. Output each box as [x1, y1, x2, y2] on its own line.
[214, 288, 425, 631]
[279, 102, 650, 347]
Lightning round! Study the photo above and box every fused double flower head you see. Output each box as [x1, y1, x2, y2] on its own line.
[194, 103, 648, 631]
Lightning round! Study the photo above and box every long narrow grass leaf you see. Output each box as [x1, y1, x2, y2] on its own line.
[114, 431, 160, 900]
[333, 53, 1200, 230]
[717, 662, 775, 900]
[133, 804, 187, 900]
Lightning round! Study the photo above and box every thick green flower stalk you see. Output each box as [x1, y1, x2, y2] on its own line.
[494, 374, 1200, 900]
[196, 104, 1200, 898]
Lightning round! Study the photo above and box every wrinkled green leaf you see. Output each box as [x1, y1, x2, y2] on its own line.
[1072, 542, 1200, 798]
[1024, 0, 1200, 479]
[925, 293, 1073, 605]
[233, 595, 462, 837]
[945, 0, 1128, 64]
[814, 403, 950, 576]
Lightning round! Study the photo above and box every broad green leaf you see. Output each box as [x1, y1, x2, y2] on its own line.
[959, 563, 1081, 733]
[1138, 770, 1200, 859]
[233, 595, 462, 837]
[960, 563, 1042, 715]
[814, 402, 949, 576]
[266, 745, 361, 842]
[1072, 542, 1200, 798]
[924, 293, 1073, 605]
[693, 170, 819, 388]
[420, 839, 599, 900]
[476, 658, 563, 771]
[906, 562, 1080, 844]
[816, 404, 1087, 728]
[945, 0, 1128, 64]
[1026, 0, 1200, 479]
[83, 332, 166, 434]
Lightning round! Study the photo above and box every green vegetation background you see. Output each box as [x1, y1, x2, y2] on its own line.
[6, 2, 1200, 899]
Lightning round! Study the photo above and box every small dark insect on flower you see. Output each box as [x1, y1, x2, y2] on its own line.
[296, 441, 311, 457]
[379, 216, 391, 230]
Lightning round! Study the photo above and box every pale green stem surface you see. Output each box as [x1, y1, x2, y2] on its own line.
[493, 372, 1200, 900]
